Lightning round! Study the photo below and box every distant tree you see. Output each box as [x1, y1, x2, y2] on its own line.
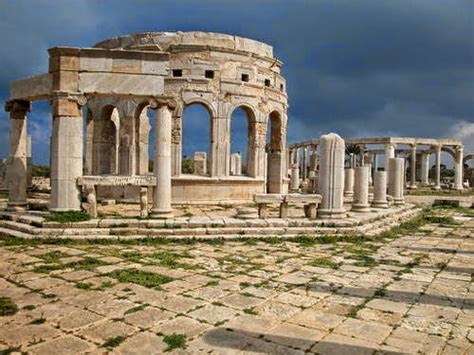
[181, 157, 194, 174]
[32, 165, 50, 177]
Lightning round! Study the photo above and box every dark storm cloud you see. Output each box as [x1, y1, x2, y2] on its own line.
[0, 0, 472, 164]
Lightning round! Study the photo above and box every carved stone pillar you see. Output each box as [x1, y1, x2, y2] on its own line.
[50, 95, 85, 211]
[5, 100, 30, 211]
[352, 166, 370, 213]
[372, 171, 388, 208]
[211, 116, 230, 177]
[388, 157, 405, 205]
[454, 146, 464, 190]
[434, 145, 441, 190]
[410, 144, 417, 189]
[151, 100, 175, 218]
[420, 152, 430, 186]
[344, 168, 354, 198]
[384, 143, 396, 190]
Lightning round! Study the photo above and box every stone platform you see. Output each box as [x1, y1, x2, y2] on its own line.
[0, 205, 419, 241]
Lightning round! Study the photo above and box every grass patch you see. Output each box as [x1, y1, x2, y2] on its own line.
[124, 303, 148, 315]
[347, 254, 379, 267]
[37, 251, 69, 263]
[108, 269, 173, 290]
[29, 317, 46, 325]
[243, 308, 258, 315]
[424, 215, 459, 225]
[0, 297, 18, 316]
[163, 334, 187, 351]
[102, 336, 126, 349]
[206, 280, 219, 287]
[45, 211, 90, 223]
[75, 282, 93, 290]
[309, 257, 341, 269]
[33, 257, 108, 273]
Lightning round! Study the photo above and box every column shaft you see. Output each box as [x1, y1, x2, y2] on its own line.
[434, 146, 441, 190]
[454, 147, 464, 190]
[352, 166, 370, 212]
[151, 103, 174, 217]
[388, 157, 405, 205]
[6, 100, 30, 211]
[410, 145, 417, 188]
[372, 171, 388, 208]
[50, 98, 84, 211]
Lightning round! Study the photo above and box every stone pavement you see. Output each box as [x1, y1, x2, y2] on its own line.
[0, 207, 473, 354]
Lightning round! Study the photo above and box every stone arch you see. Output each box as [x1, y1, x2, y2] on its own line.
[229, 103, 258, 177]
[463, 154, 474, 165]
[268, 110, 283, 153]
[93, 105, 119, 175]
[180, 100, 214, 176]
[134, 101, 153, 174]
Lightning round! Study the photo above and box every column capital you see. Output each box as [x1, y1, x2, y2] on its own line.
[433, 145, 442, 153]
[149, 98, 177, 111]
[49, 92, 87, 117]
[5, 99, 31, 114]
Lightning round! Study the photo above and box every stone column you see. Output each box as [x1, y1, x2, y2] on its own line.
[344, 168, 354, 197]
[372, 171, 388, 208]
[434, 145, 441, 190]
[409, 145, 417, 189]
[388, 157, 405, 205]
[352, 166, 370, 212]
[151, 101, 175, 218]
[318, 133, 345, 219]
[5, 100, 30, 211]
[384, 143, 395, 173]
[350, 153, 356, 168]
[302, 146, 307, 181]
[50, 96, 85, 211]
[373, 153, 378, 172]
[290, 164, 300, 192]
[454, 146, 464, 190]
[420, 152, 430, 186]
[211, 116, 230, 177]
[310, 146, 318, 173]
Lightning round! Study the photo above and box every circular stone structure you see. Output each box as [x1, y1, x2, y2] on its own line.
[89, 32, 289, 203]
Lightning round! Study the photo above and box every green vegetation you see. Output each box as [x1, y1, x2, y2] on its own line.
[32, 164, 50, 177]
[29, 317, 46, 325]
[124, 303, 148, 315]
[102, 336, 126, 349]
[309, 257, 341, 269]
[181, 157, 194, 174]
[108, 269, 173, 289]
[423, 215, 459, 225]
[0, 297, 18, 316]
[33, 257, 108, 274]
[75, 282, 93, 290]
[163, 334, 187, 351]
[45, 211, 90, 223]
[243, 308, 258, 315]
[37, 251, 69, 263]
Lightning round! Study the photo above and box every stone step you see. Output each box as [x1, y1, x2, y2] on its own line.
[0, 227, 34, 239]
[1, 220, 39, 235]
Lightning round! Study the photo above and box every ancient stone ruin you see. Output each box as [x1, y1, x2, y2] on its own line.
[1, 32, 471, 239]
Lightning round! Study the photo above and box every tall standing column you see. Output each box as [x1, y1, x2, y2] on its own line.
[454, 146, 464, 190]
[5, 100, 30, 211]
[151, 101, 175, 218]
[352, 166, 370, 212]
[434, 145, 441, 190]
[50, 96, 85, 211]
[410, 144, 417, 189]
[372, 171, 388, 208]
[290, 164, 300, 192]
[388, 157, 405, 205]
[344, 168, 354, 197]
[302, 147, 307, 181]
[420, 152, 430, 186]
[318, 133, 345, 219]
[385, 143, 396, 190]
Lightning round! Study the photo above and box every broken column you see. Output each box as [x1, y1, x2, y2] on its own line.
[384, 143, 395, 189]
[318, 133, 345, 219]
[151, 101, 175, 218]
[290, 164, 300, 192]
[5, 100, 30, 211]
[193, 152, 207, 176]
[230, 152, 242, 176]
[352, 166, 370, 213]
[388, 157, 405, 205]
[372, 171, 388, 208]
[344, 168, 354, 197]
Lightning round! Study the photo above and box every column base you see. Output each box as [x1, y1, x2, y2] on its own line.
[433, 185, 441, 190]
[6, 202, 28, 212]
[371, 201, 389, 209]
[409, 185, 417, 189]
[48, 207, 82, 213]
[351, 204, 371, 213]
[150, 208, 174, 219]
[344, 192, 354, 198]
[317, 208, 346, 219]
[393, 198, 405, 206]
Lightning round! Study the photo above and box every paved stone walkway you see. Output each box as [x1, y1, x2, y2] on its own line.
[0, 207, 472, 354]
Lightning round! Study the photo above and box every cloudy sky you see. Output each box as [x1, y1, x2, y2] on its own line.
[0, 0, 473, 165]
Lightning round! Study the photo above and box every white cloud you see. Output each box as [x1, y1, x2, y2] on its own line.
[448, 120, 474, 153]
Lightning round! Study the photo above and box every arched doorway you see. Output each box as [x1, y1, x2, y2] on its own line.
[181, 103, 212, 176]
[230, 106, 255, 176]
[93, 106, 119, 175]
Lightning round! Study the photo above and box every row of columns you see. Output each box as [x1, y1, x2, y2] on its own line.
[6, 98, 176, 217]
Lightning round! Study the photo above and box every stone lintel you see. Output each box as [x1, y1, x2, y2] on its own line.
[5, 99, 31, 115]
